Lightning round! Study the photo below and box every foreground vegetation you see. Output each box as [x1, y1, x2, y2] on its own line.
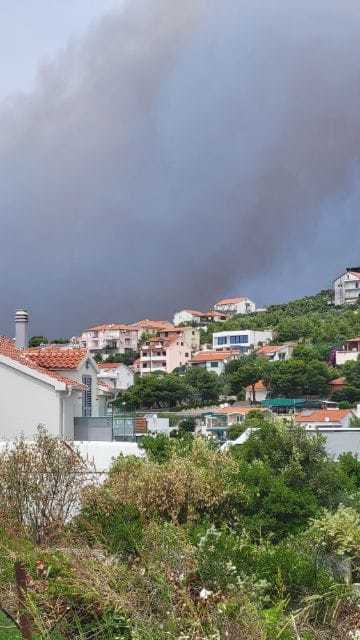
[2, 426, 360, 638]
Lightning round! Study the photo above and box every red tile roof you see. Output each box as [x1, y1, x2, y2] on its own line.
[329, 377, 346, 387]
[191, 350, 237, 363]
[97, 380, 114, 392]
[257, 344, 286, 355]
[246, 380, 267, 391]
[25, 347, 87, 370]
[295, 409, 353, 423]
[131, 319, 174, 331]
[86, 323, 132, 332]
[97, 362, 122, 369]
[0, 338, 84, 390]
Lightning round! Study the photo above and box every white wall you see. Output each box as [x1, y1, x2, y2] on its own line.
[335, 351, 359, 366]
[213, 330, 273, 351]
[57, 358, 99, 417]
[0, 362, 61, 438]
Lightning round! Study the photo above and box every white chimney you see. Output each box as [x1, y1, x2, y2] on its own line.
[15, 309, 29, 349]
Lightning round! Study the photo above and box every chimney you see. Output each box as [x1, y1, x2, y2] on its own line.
[15, 309, 29, 350]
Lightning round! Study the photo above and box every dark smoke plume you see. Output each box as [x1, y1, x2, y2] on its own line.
[1, 0, 360, 336]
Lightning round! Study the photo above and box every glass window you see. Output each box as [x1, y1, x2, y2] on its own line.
[210, 362, 218, 368]
[217, 337, 227, 345]
[82, 375, 92, 417]
[230, 335, 248, 344]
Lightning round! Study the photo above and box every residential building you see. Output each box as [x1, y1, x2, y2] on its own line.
[213, 297, 256, 316]
[190, 350, 240, 375]
[139, 331, 192, 375]
[335, 337, 360, 366]
[203, 406, 268, 440]
[130, 319, 174, 337]
[25, 346, 99, 419]
[328, 377, 346, 395]
[334, 268, 360, 306]
[0, 337, 86, 439]
[245, 380, 267, 402]
[256, 343, 294, 361]
[97, 380, 117, 416]
[173, 309, 227, 326]
[158, 326, 200, 353]
[295, 408, 357, 429]
[213, 329, 273, 353]
[80, 324, 139, 357]
[97, 362, 134, 390]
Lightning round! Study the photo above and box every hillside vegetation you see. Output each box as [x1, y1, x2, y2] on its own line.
[2, 426, 360, 639]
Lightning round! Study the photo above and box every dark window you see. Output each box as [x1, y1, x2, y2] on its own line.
[82, 375, 92, 417]
[210, 362, 218, 368]
[217, 337, 227, 345]
[230, 335, 248, 344]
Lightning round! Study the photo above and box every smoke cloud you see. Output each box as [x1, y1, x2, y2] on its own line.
[1, 0, 360, 336]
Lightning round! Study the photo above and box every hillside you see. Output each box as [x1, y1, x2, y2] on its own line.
[202, 290, 360, 360]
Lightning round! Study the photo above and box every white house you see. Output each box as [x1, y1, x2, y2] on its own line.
[25, 346, 99, 419]
[79, 323, 139, 357]
[213, 329, 273, 354]
[334, 268, 360, 306]
[256, 343, 294, 361]
[335, 337, 360, 366]
[213, 297, 256, 316]
[0, 337, 86, 440]
[97, 362, 134, 390]
[173, 309, 226, 326]
[245, 380, 267, 402]
[295, 408, 357, 429]
[190, 350, 240, 375]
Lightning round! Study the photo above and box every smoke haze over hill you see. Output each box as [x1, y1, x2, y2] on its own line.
[1, 0, 360, 336]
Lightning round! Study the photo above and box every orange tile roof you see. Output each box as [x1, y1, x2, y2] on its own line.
[131, 319, 174, 331]
[97, 362, 122, 369]
[0, 338, 84, 390]
[295, 409, 352, 423]
[86, 323, 132, 332]
[329, 377, 346, 386]
[191, 350, 237, 363]
[25, 347, 87, 370]
[246, 380, 267, 391]
[183, 309, 208, 317]
[215, 297, 248, 305]
[257, 344, 285, 355]
[97, 380, 114, 392]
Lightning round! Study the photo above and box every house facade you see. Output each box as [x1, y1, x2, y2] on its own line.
[25, 346, 100, 419]
[139, 331, 192, 375]
[173, 309, 227, 326]
[0, 338, 86, 440]
[97, 362, 134, 390]
[213, 297, 256, 316]
[245, 380, 267, 402]
[334, 268, 360, 306]
[190, 350, 239, 376]
[80, 324, 139, 356]
[295, 408, 357, 429]
[256, 343, 294, 361]
[213, 329, 273, 354]
[335, 337, 360, 366]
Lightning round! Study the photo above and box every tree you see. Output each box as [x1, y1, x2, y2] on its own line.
[28, 336, 48, 348]
[263, 359, 334, 398]
[225, 355, 267, 402]
[0, 428, 94, 544]
[105, 350, 138, 366]
[178, 417, 196, 435]
[94, 352, 103, 363]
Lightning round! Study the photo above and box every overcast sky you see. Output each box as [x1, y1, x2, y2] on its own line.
[1, 0, 360, 338]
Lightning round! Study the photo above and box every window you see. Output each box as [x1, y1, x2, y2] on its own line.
[230, 335, 248, 344]
[143, 363, 147, 368]
[217, 337, 227, 345]
[185, 353, 189, 357]
[210, 362, 218, 368]
[82, 376, 92, 417]
[236, 415, 243, 423]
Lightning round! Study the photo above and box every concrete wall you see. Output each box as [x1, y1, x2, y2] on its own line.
[310, 429, 360, 458]
[0, 362, 61, 438]
[74, 417, 113, 441]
